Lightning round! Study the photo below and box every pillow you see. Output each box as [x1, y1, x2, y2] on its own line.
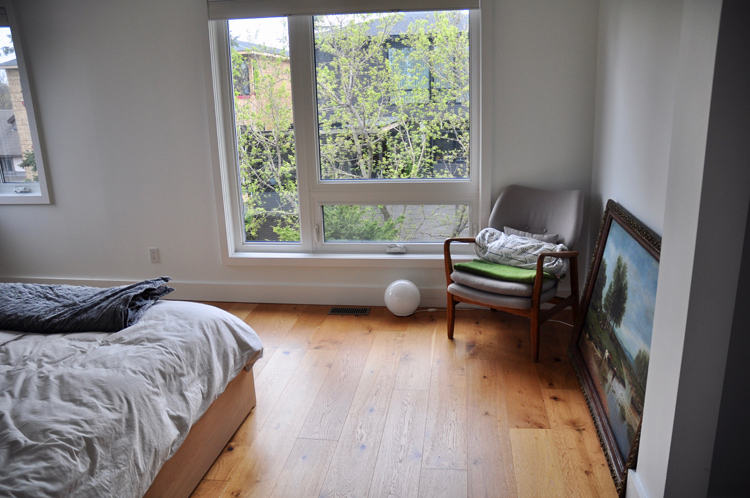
[504, 226, 558, 244]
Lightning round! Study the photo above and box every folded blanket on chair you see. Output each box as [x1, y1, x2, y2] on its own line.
[474, 228, 569, 276]
[0, 277, 174, 333]
[454, 259, 557, 283]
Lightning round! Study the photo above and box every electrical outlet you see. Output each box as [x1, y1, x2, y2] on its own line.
[149, 247, 160, 264]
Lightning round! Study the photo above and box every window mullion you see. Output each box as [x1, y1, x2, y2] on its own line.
[288, 15, 319, 253]
[471, 9, 485, 234]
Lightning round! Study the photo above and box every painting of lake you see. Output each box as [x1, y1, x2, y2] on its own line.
[577, 218, 659, 461]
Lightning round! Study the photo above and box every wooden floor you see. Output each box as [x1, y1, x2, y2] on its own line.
[191, 303, 617, 498]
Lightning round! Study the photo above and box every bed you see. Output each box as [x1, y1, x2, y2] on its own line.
[0, 291, 263, 498]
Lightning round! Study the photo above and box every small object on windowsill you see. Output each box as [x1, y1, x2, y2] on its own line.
[386, 244, 407, 254]
[13, 186, 31, 194]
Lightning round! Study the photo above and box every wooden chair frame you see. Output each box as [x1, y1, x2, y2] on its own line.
[444, 238, 580, 361]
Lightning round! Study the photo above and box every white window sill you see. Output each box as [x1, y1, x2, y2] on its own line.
[0, 190, 49, 204]
[223, 250, 474, 268]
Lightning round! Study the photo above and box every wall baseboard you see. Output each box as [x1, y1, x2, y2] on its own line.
[1, 276, 573, 310]
[0, 276, 449, 307]
[625, 470, 648, 498]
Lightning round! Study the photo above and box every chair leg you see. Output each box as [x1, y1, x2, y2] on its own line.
[447, 293, 456, 340]
[530, 309, 540, 362]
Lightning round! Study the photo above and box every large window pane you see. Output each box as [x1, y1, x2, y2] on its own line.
[313, 11, 470, 182]
[0, 26, 34, 184]
[229, 18, 300, 242]
[212, 10, 480, 255]
[323, 204, 469, 243]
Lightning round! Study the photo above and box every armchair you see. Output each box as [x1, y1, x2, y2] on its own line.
[444, 185, 584, 362]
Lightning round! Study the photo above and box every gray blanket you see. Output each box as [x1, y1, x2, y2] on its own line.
[0, 300, 264, 498]
[0, 278, 174, 333]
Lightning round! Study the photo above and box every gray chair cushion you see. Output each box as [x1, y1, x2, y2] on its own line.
[450, 270, 557, 297]
[487, 185, 584, 247]
[448, 282, 559, 310]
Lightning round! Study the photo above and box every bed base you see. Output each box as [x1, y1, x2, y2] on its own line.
[143, 366, 256, 498]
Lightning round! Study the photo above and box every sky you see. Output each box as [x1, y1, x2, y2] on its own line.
[229, 18, 288, 49]
[226, 12, 395, 48]
[599, 219, 659, 360]
[0, 27, 14, 63]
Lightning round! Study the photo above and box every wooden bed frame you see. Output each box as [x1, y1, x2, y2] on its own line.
[143, 364, 257, 498]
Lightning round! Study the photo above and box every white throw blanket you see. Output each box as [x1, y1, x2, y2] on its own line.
[474, 228, 569, 276]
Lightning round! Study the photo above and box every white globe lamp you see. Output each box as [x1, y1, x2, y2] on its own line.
[384, 279, 420, 316]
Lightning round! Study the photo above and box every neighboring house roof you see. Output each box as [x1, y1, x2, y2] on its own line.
[232, 40, 288, 57]
[0, 109, 21, 156]
[314, 12, 468, 42]
[0, 58, 17, 68]
[366, 11, 468, 37]
[234, 12, 468, 56]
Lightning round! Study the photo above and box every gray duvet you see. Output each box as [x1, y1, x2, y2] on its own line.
[0, 278, 174, 333]
[0, 300, 263, 498]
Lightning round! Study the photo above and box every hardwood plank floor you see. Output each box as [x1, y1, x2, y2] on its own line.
[194, 304, 618, 498]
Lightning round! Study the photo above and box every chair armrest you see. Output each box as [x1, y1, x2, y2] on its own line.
[444, 237, 476, 284]
[534, 250, 579, 279]
[538, 250, 579, 260]
[532, 251, 580, 305]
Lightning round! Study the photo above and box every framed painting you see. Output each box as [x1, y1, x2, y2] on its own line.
[569, 200, 661, 496]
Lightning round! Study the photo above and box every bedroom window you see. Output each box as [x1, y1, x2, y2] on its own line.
[0, 3, 49, 204]
[209, 4, 482, 258]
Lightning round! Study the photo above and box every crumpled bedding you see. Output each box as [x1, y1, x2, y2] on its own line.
[474, 227, 570, 276]
[0, 278, 174, 333]
[0, 300, 263, 498]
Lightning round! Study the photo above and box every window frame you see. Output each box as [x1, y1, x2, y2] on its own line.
[208, 9, 488, 263]
[0, 1, 50, 204]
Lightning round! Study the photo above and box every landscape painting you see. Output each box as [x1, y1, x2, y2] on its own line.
[569, 200, 660, 496]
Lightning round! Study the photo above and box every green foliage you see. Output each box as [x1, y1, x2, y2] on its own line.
[315, 13, 400, 181]
[19, 151, 37, 182]
[2, 34, 13, 56]
[323, 205, 404, 241]
[633, 349, 650, 390]
[592, 258, 607, 312]
[604, 255, 629, 330]
[273, 223, 301, 242]
[313, 11, 470, 187]
[230, 28, 300, 242]
[0, 80, 11, 110]
[233, 12, 471, 243]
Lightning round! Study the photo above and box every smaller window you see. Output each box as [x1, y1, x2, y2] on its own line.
[0, 3, 49, 204]
[388, 46, 429, 98]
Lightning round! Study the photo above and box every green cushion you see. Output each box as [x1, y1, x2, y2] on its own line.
[453, 259, 556, 283]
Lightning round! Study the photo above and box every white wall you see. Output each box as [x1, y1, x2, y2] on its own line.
[636, 1, 724, 496]
[661, 1, 749, 495]
[592, 1, 750, 497]
[491, 0, 598, 196]
[0, 0, 599, 306]
[590, 0, 682, 237]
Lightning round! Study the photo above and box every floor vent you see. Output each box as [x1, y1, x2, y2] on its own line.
[328, 306, 371, 316]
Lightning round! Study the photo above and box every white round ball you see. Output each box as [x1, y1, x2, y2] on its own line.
[384, 279, 420, 316]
